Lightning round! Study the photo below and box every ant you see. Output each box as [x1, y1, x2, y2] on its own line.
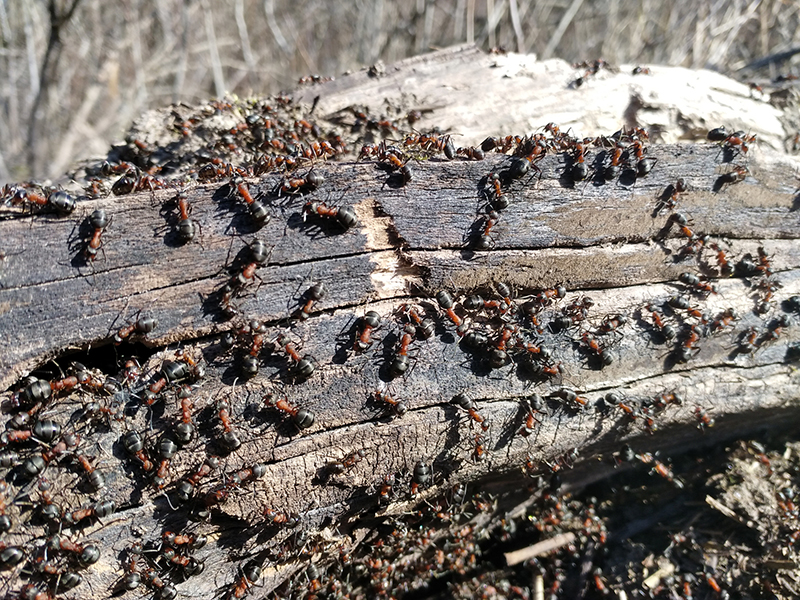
[280, 171, 324, 195]
[354, 311, 381, 351]
[718, 165, 747, 187]
[374, 390, 408, 417]
[83, 209, 109, 261]
[603, 144, 624, 180]
[231, 177, 270, 225]
[48, 535, 101, 567]
[302, 199, 358, 229]
[518, 394, 546, 437]
[694, 406, 715, 429]
[707, 242, 733, 276]
[473, 210, 500, 250]
[655, 178, 687, 214]
[8, 187, 76, 214]
[555, 388, 589, 411]
[174, 191, 200, 242]
[451, 393, 490, 431]
[738, 326, 759, 354]
[597, 313, 628, 334]
[275, 334, 316, 381]
[23, 432, 80, 477]
[294, 283, 325, 320]
[122, 431, 154, 471]
[722, 131, 756, 155]
[410, 460, 432, 497]
[64, 499, 115, 526]
[472, 434, 487, 462]
[326, 449, 367, 475]
[708, 308, 737, 333]
[679, 272, 717, 296]
[397, 303, 435, 339]
[73, 452, 105, 491]
[435, 290, 463, 330]
[456, 146, 485, 160]
[114, 313, 158, 344]
[760, 314, 791, 345]
[216, 397, 241, 451]
[389, 324, 416, 377]
[226, 559, 262, 600]
[579, 332, 614, 366]
[674, 323, 705, 363]
[378, 473, 396, 504]
[263, 393, 315, 429]
[570, 140, 590, 181]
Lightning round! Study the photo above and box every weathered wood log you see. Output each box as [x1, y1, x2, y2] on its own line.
[1, 46, 800, 600]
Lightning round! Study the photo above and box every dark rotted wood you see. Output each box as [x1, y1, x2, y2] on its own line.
[1, 139, 800, 598]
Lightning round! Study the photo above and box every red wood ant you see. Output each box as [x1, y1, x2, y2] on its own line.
[374, 391, 408, 417]
[226, 560, 261, 599]
[216, 397, 241, 451]
[275, 334, 316, 381]
[8, 187, 76, 214]
[719, 164, 747, 186]
[707, 242, 733, 276]
[174, 191, 199, 242]
[303, 199, 358, 229]
[64, 499, 115, 526]
[451, 393, 490, 431]
[263, 393, 315, 429]
[122, 431, 154, 471]
[679, 272, 717, 296]
[294, 283, 325, 320]
[435, 290, 463, 329]
[655, 178, 687, 213]
[555, 388, 589, 411]
[473, 210, 500, 250]
[389, 324, 416, 377]
[83, 209, 109, 261]
[456, 146, 485, 160]
[114, 314, 158, 344]
[232, 178, 270, 225]
[354, 311, 381, 351]
[694, 406, 715, 429]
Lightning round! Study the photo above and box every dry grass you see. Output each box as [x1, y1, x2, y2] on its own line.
[1, 0, 799, 184]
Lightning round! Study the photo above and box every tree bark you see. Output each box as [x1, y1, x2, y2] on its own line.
[1, 46, 800, 600]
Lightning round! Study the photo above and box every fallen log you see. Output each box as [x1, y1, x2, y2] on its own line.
[1, 46, 799, 600]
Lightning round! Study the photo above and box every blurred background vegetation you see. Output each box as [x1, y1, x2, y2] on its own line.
[1, 0, 798, 185]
